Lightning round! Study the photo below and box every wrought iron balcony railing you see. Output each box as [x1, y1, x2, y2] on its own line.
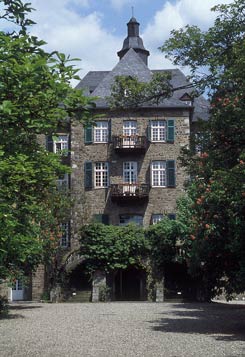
[111, 183, 149, 202]
[112, 135, 148, 153]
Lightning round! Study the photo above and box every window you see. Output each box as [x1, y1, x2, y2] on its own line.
[124, 88, 132, 97]
[119, 215, 143, 226]
[60, 223, 70, 248]
[93, 214, 109, 225]
[152, 214, 163, 224]
[95, 162, 109, 188]
[151, 120, 166, 142]
[151, 160, 176, 188]
[12, 280, 23, 290]
[194, 132, 208, 154]
[53, 135, 69, 155]
[168, 213, 176, 220]
[84, 121, 111, 144]
[94, 121, 108, 143]
[123, 162, 137, 184]
[179, 93, 193, 106]
[46, 134, 69, 154]
[151, 161, 166, 187]
[57, 173, 69, 190]
[148, 119, 175, 143]
[123, 121, 137, 146]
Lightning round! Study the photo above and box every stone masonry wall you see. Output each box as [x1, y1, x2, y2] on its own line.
[70, 108, 190, 247]
[32, 264, 45, 301]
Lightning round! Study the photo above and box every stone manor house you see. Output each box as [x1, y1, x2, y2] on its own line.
[3, 17, 209, 302]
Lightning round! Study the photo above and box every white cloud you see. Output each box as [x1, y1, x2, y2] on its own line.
[143, 0, 232, 71]
[29, 1, 122, 84]
[25, 0, 232, 84]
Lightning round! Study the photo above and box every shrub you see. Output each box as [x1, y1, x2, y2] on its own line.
[0, 295, 9, 316]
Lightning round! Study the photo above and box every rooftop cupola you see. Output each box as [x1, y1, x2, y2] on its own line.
[117, 17, 150, 66]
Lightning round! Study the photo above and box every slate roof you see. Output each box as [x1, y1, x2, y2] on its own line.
[76, 48, 209, 122]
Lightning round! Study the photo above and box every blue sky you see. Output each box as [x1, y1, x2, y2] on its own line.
[25, 0, 231, 83]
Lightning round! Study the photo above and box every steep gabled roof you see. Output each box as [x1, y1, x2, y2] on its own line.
[76, 71, 109, 95]
[92, 48, 152, 98]
[77, 64, 209, 121]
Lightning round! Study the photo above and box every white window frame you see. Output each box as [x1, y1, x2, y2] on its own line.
[123, 161, 137, 184]
[94, 162, 109, 188]
[123, 161, 137, 194]
[123, 121, 137, 147]
[151, 161, 166, 187]
[60, 223, 70, 248]
[152, 214, 164, 224]
[194, 132, 205, 155]
[151, 120, 166, 142]
[57, 173, 69, 190]
[53, 135, 69, 155]
[94, 121, 108, 143]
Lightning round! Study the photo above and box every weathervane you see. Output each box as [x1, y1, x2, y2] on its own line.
[131, 6, 134, 17]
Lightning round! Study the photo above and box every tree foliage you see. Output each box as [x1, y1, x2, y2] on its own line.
[161, 0, 245, 298]
[146, 217, 187, 275]
[80, 223, 149, 272]
[108, 72, 174, 108]
[0, 0, 95, 282]
[79, 219, 187, 277]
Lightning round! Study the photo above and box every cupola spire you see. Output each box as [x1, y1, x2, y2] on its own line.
[117, 15, 150, 65]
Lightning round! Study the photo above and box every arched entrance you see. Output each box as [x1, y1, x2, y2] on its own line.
[164, 262, 197, 301]
[67, 263, 92, 302]
[113, 266, 147, 301]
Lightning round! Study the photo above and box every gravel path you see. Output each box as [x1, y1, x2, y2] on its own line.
[0, 302, 245, 357]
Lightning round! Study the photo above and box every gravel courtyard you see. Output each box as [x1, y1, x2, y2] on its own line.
[1, 302, 245, 357]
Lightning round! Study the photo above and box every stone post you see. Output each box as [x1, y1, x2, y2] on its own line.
[155, 277, 165, 302]
[92, 270, 106, 302]
[32, 264, 45, 301]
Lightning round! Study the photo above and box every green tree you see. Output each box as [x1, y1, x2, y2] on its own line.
[0, 0, 95, 282]
[80, 223, 149, 273]
[108, 72, 173, 108]
[146, 217, 187, 276]
[161, 0, 245, 299]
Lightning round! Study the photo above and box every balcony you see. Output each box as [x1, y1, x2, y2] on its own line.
[112, 135, 148, 154]
[111, 183, 149, 202]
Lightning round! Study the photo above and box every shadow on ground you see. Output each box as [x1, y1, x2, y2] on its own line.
[0, 303, 42, 320]
[9, 304, 43, 311]
[148, 302, 245, 342]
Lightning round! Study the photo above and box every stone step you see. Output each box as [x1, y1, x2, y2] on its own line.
[66, 290, 92, 303]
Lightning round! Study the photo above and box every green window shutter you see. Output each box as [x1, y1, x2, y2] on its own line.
[84, 161, 93, 188]
[150, 161, 153, 187]
[84, 125, 93, 144]
[108, 120, 112, 142]
[147, 121, 152, 142]
[102, 215, 109, 225]
[93, 214, 102, 223]
[46, 135, 53, 152]
[167, 119, 175, 143]
[167, 160, 176, 187]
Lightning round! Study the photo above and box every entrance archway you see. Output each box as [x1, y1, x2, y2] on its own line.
[114, 266, 147, 301]
[66, 263, 92, 302]
[164, 262, 198, 301]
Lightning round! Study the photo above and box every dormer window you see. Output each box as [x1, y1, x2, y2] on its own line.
[124, 88, 132, 97]
[179, 93, 193, 106]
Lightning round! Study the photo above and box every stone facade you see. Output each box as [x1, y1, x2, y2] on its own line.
[70, 109, 190, 246]
[32, 264, 46, 301]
